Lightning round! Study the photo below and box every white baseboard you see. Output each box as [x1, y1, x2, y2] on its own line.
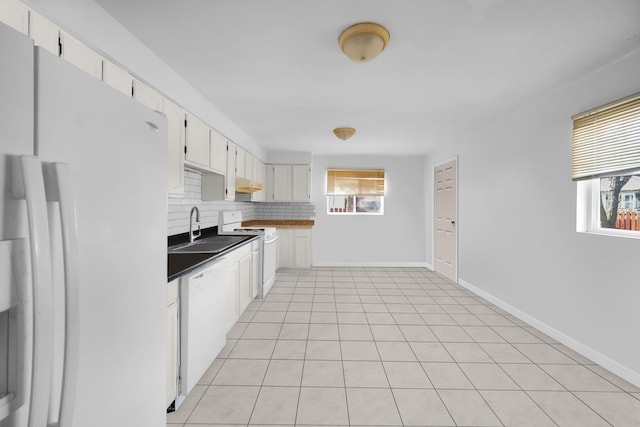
[458, 278, 640, 389]
[313, 261, 430, 268]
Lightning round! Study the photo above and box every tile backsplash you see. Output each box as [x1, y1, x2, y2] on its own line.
[167, 169, 315, 236]
[253, 202, 316, 220]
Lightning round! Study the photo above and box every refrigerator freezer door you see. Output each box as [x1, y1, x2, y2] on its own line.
[0, 22, 35, 427]
[0, 21, 34, 240]
[35, 47, 168, 427]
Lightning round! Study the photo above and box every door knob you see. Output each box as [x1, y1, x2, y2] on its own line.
[449, 220, 456, 224]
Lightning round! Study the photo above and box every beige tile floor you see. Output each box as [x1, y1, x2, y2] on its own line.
[167, 267, 640, 427]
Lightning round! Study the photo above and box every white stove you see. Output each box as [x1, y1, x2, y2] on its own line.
[219, 211, 278, 298]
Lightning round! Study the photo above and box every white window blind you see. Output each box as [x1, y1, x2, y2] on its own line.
[326, 169, 385, 195]
[572, 94, 640, 181]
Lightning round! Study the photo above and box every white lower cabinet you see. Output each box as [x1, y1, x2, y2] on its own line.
[238, 252, 252, 313]
[166, 279, 179, 408]
[277, 228, 312, 269]
[251, 240, 261, 298]
[222, 243, 252, 333]
[223, 260, 239, 333]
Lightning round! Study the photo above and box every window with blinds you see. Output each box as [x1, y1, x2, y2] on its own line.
[572, 94, 640, 181]
[573, 93, 640, 237]
[326, 169, 385, 214]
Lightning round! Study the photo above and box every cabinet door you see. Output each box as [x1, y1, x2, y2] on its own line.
[185, 114, 210, 169]
[238, 253, 252, 313]
[0, 0, 29, 35]
[60, 32, 103, 79]
[235, 146, 246, 179]
[102, 59, 133, 97]
[244, 153, 255, 181]
[164, 101, 185, 197]
[133, 78, 163, 112]
[277, 229, 292, 269]
[209, 128, 227, 175]
[29, 11, 59, 55]
[292, 165, 311, 201]
[251, 160, 264, 202]
[224, 262, 239, 333]
[251, 244, 260, 298]
[272, 165, 292, 201]
[225, 141, 236, 200]
[254, 160, 266, 202]
[293, 229, 312, 268]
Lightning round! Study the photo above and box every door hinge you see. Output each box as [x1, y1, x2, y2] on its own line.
[131, 85, 135, 97]
[184, 146, 187, 154]
[184, 119, 187, 127]
[58, 36, 62, 56]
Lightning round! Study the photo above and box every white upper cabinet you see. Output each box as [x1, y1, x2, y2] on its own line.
[163, 100, 186, 197]
[29, 11, 59, 55]
[292, 165, 311, 202]
[184, 114, 210, 169]
[256, 160, 266, 201]
[200, 139, 241, 201]
[225, 141, 237, 200]
[267, 164, 311, 202]
[235, 146, 246, 179]
[245, 153, 256, 182]
[209, 128, 227, 176]
[60, 32, 103, 79]
[133, 78, 163, 112]
[0, 0, 29, 35]
[102, 59, 133, 97]
[271, 165, 292, 201]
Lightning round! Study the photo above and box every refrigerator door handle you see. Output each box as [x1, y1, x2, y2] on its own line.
[12, 155, 54, 427]
[42, 162, 79, 427]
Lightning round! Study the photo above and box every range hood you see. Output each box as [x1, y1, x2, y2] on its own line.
[235, 177, 263, 193]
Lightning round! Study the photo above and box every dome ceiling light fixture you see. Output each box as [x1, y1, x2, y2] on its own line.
[333, 127, 357, 141]
[338, 22, 390, 62]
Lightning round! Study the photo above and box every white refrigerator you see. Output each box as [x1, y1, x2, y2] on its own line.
[0, 22, 168, 427]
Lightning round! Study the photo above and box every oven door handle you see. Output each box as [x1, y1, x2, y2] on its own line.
[264, 235, 278, 244]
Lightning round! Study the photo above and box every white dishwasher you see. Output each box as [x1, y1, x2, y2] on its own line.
[179, 259, 227, 400]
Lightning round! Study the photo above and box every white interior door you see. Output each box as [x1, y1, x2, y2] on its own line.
[434, 159, 457, 282]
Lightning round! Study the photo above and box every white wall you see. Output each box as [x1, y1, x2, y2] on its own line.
[312, 155, 426, 266]
[267, 151, 313, 164]
[426, 48, 640, 385]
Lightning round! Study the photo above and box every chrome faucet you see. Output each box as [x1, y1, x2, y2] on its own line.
[189, 206, 201, 242]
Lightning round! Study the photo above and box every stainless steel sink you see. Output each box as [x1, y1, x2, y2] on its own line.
[198, 235, 248, 244]
[168, 235, 249, 254]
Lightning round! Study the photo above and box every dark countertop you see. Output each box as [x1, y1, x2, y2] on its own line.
[167, 226, 259, 282]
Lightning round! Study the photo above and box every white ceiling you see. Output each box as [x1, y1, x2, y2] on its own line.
[93, 0, 640, 156]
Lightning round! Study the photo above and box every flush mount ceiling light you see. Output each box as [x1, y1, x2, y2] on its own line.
[333, 127, 357, 140]
[339, 22, 390, 62]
